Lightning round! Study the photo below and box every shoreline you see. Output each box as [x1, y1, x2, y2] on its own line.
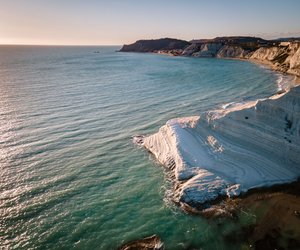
[248, 58, 300, 86]
[133, 52, 300, 212]
[155, 50, 300, 87]
[129, 78, 300, 248]
[131, 55, 300, 249]
[121, 38, 300, 249]
[139, 83, 300, 205]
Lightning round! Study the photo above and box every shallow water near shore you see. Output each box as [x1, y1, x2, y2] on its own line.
[0, 45, 289, 249]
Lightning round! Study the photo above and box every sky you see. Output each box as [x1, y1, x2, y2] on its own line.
[0, 0, 300, 45]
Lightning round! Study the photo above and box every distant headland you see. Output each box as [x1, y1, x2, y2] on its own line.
[120, 36, 300, 77]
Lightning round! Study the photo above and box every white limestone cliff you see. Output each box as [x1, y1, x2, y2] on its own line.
[251, 42, 300, 76]
[217, 45, 251, 58]
[139, 87, 300, 208]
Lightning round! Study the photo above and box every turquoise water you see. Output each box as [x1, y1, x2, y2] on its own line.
[0, 46, 279, 249]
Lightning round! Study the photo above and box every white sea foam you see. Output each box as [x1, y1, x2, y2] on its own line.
[221, 102, 236, 109]
[276, 73, 294, 91]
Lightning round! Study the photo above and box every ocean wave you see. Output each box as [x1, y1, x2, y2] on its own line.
[276, 73, 294, 91]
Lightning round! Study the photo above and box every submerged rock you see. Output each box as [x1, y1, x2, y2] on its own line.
[119, 235, 164, 250]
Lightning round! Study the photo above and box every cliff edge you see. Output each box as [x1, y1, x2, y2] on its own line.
[120, 37, 300, 76]
[251, 42, 300, 76]
[137, 86, 300, 210]
[119, 38, 190, 54]
[128, 36, 300, 211]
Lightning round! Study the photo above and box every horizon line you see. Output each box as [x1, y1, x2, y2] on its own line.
[1, 35, 300, 47]
[0, 43, 123, 47]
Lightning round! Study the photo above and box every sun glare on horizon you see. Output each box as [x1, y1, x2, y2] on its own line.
[0, 0, 300, 45]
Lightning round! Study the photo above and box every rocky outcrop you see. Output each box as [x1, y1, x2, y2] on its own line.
[190, 42, 223, 57]
[121, 36, 269, 57]
[136, 87, 300, 210]
[127, 36, 300, 211]
[183, 43, 249, 58]
[181, 43, 202, 56]
[186, 36, 268, 58]
[251, 42, 300, 76]
[119, 38, 190, 53]
[119, 235, 164, 250]
[121, 36, 300, 77]
[289, 44, 300, 75]
[217, 45, 252, 58]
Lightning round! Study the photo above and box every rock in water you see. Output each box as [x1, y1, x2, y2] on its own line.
[141, 87, 300, 209]
[119, 235, 164, 250]
[132, 135, 145, 145]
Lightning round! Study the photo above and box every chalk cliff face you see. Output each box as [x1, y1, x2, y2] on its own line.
[126, 36, 300, 210]
[139, 87, 300, 209]
[251, 42, 300, 76]
[120, 37, 300, 76]
[290, 44, 300, 75]
[120, 36, 266, 56]
[190, 43, 223, 57]
[181, 36, 265, 58]
[217, 45, 251, 58]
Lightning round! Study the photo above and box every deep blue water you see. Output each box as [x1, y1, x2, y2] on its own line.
[0, 46, 280, 249]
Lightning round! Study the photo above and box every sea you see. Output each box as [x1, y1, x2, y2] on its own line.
[0, 45, 286, 249]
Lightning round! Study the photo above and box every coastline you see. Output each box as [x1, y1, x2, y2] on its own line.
[248, 58, 300, 86]
[120, 37, 300, 78]
[133, 49, 300, 204]
[138, 84, 300, 207]
[124, 38, 300, 248]
[154, 50, 300, 87]
[128, 41, 300, 208]
[135, 59, 300, 249]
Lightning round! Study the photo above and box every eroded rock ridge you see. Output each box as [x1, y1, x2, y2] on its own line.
[137, 88, 300, 209]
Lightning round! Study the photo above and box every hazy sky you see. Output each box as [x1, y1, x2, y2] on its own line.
[1, 0, 300, 45]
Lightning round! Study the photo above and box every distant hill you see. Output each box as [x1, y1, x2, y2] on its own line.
[119, 36, 275, 54]
[274, 37, 300, 42]
[190, 36, 268, 44]
[119, 38, 191, 52]
[119, 36, 300, 77]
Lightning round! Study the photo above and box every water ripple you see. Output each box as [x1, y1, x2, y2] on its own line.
[0, 45, 279, 249]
